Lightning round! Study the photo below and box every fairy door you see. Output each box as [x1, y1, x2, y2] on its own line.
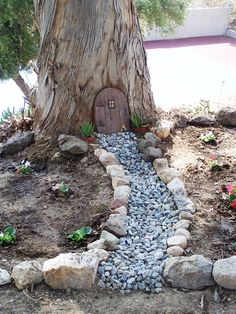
[94, 88, 130, 134]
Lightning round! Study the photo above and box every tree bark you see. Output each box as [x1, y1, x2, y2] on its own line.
[35, 0, 159, 138]
[13, 73, 36, 108]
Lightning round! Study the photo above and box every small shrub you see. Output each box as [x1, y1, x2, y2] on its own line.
[16, 164, 32, 175]
[67, 226, 92, 242]
[200, 131, 216, 143]
[0, 226, 16, 246]
[131, 114, 143, 128]
[81, 122, 94, 137]
[208, 154, 223, 171]
[59, 181, 69, 194]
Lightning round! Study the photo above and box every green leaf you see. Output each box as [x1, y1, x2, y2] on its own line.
[59, 181, 69, 194]
[81, 122, 94, 137]
[4, 226, 16, 236]
[67, 226, 92, 242]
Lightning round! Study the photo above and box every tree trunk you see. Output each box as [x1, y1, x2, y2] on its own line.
[13, 73, 36, 108]
[34, 0, 159, 138]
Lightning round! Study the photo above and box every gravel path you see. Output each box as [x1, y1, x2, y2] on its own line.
[97, 132, 179, 293]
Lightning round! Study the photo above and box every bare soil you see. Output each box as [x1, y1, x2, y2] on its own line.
[1, 127, 236, 313]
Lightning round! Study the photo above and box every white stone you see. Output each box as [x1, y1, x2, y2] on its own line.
[175, 228, 191, 240]
[173, 219, 190, 230]
[213, 256, 236, 290]
[167, 235, 187, 249]
[0, 268, 11, 285]
[179, 211, 194, 222]
[153, 158, 169, 173]
[167, 178, 187, 197]
[164, 255, 215, 289]
[112, 206, 128, 215]
[114, 185, 131, 203]
[88, 249, 110, 262]
[11, 260, 43, 290]
[43, 252, 99, 290]
[167, 246, 184, 256]
[112, 177, 129, 189]
[106, 165, 124, 176]
[99, 152, 119, 167]
[94, 148, 107, 159]
[158, 168, 182, 184]
[87, 239, 106, 251]
[152, 120, 174, 139]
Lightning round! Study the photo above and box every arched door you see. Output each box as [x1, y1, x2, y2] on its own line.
[94, 88, 130, 134]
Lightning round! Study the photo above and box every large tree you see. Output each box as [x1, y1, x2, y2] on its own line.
[34, 0, 188, 138]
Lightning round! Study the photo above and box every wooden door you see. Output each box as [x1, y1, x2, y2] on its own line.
[94, 88, 130, 134]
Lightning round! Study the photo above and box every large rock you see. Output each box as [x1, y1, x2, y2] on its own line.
[11, 260, 43, 289]
[112, 177, 129, 189]
[99, 152, 119, 167]
[158, 168, 182, 184]
[144, 132, 161, 146]
[114, 185, 131, 203]
[0, 268, 11, 285]
[216, 107, 236, 127]
[58, 134, 88, 155]
[2, 131, 34, 155]
[153, 158, 169, 173]
[167, 246, 184, 256]
[164, 255, 215, 289]
[100, 230, 119, 247]
[167, 235, 187, 249]
[103, 216, 127, 238]
[167, 178, 187, 197]
[143, 147, 163, 162]
[189, 115, 216, 126]
[174, 114, 188, 128]
[138, 139, 155, 153]
[213, 256, 236, 290]
[43, 252, 99, 290]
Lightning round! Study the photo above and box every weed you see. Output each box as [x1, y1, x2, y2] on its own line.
[67, 226, 92, 241]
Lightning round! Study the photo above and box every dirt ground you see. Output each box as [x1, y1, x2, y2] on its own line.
[1, 126, 236, 313]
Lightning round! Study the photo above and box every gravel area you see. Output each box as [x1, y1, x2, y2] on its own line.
[97, 132, 179, 293]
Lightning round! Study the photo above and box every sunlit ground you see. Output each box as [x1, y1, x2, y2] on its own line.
[1, 36, 236, 115]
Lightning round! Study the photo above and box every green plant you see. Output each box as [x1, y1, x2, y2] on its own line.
[131, 114, 144, 128]
[0, 107, 13, 125]
[0, 226, 16, 246]
[225, 185, 236, 209]
[194, 99, 212, 114]
[16, 164, 32, 175]
[67, 226, 92, 242]
[200, 131, 216, 143]
[81, 122, 94, 137]
[59, 181, 69, 194]
[208, 154, 223, 171]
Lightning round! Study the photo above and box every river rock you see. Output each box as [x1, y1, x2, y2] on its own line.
[87, 239, 106, 251]
[0, 268, 11, 285]
[213, 256, 236, 290]
[114, 186, 131, 203]
[216, 107, 236, 127]
[164, 255, 215, 289]
[173, 219, 190, 230]
[112, 177, 129, 189]
[152, 120, 174, 139]
[179, 211, 194, 222]
[11, 260, 43, 289]
[58, 134, 88, 155]
[158, 168, 182, 184]
[112, 206, 128, 215]
[174, 114, 188, 128]
[138, 139, 155, 153]
[2, 131, 34, 155]
[153, 158, 169, 173]
[106, 165, 124, 176]
[94, 148, 107, 158]
[143, 147, 163, 162]
[43, 252, 99, 290]
[100, 230, 119, 246]
[99, 152, 119, 167]
[167, 178, 187, 197]
[103, 216, 127, 238]
[175, 228, 191, 240]
[167, 235, 187, 249]
[189, 115, 216, 126]
[167, 246, 184, 256]
[144, 132, 162, 146]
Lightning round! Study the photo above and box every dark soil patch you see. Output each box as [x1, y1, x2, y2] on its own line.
[0, 151, 112, 261]
[168, 126, 236, 260]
